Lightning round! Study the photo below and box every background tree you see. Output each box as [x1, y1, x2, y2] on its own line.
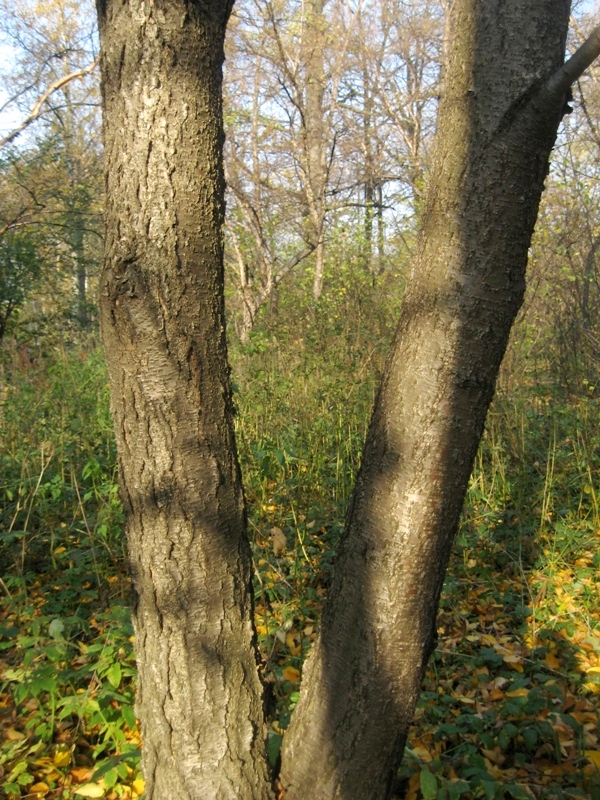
[0, 144, 58, 340]
[514, 18, 600, 394]
[223, 0, 443, 336]
[0, 0, 102, 332]
[224, 4, 316, 340]
[0, 228, 39, 341]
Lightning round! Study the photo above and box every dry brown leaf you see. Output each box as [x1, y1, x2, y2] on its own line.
[270, 527, 287, 556]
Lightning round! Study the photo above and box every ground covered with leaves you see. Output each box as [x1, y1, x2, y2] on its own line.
[0, 335, 599, 799]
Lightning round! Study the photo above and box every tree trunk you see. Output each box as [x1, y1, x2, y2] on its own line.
[305, 0, 326, 303]
[361, 36, 375, 278]
[376, 182, 385, 273]
[312, 237, 325, 303]
[73, 219, 88, 327]
[279, 2, 579, 798]
[95, 2, 271, 798]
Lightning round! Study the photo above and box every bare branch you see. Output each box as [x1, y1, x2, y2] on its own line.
[0, 59, 98, 151]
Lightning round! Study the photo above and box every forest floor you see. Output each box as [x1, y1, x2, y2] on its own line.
[0, 338, 599, 800]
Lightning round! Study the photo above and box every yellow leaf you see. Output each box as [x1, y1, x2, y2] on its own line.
[70, 767, 93, 783]
[406, 772, 420, 800]
[74, 783, 105, 798]
[4, 727, 25, 741]
[503, 653, 522, 663]
[285, 630, 301, 657]
[456, 695, 475, 704]
[586, 751, 600, 769]
[30, 783, 50, 796]
[541, 761, 576, 776]
[545, 651, 561, 670]
[53, 748, 71, 768]
[481, 748, 506, 766]
[132, 778, 145, 796]
[506, 687, 529, 698]
[504, 657, 524, 672]
[410, 743, 432, 762]
[282, 665, 300, 683]
[586, 666, 600, 674]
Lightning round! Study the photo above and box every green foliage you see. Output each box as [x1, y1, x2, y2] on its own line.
[0, 284, 598, 799]
[0, 343, 123, 578]
[396, 390, 600, 800]
[0, 231, 41, 341]
[0, 343, 138, 798]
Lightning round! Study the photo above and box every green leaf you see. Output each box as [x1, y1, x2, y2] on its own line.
[48, 618, 65, 640]
[420, 768, 438, 800]
[9, 761, 27, 777]
[2, 668, 24, 682]
[507, 785, 532, 799]
[30, 675, 57, 695]
[122, 704, 136, 730]
[103, 767, 118, 788]
[17, 771, 33, 786]
[267, 733, 282, 768]
[106, 662, 122, 689]
[448, 780, 470, 798]
[522, 727, 538, 751]
[481, 779, 499, 800]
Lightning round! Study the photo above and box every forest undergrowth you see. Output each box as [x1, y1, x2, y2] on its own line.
[0, 315, 598, 800]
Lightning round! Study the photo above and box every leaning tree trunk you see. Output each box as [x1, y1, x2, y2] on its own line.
[280, 2, 595, 798]
[95, 2, 271, 798]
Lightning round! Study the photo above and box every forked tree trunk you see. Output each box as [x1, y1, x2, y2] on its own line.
[280, 2, 595, 798]
[95, 2, 271, 798]
[95, 0, 600, 798]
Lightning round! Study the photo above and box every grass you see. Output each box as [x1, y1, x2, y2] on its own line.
[0, 320, 598, 799]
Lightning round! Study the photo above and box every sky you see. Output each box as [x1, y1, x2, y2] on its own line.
[0, 40, 20, 140]
[0, 2, 599, 145]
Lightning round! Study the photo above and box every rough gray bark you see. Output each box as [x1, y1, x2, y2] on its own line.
[95, 2, 271, 798]
[279, 2, 597, 799]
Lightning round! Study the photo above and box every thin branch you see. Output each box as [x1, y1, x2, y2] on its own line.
[0, 60, 98, 151]
[576, 78, 600, 151]
[255, 244, 316, 308]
